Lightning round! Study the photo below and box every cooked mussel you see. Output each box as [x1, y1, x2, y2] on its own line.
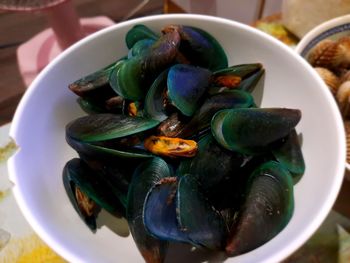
[226, 161, 294, 256]
[177, 133, 245, 191]
[110, 28, 181, 101]
[65, 113, 160, 160]
[211, 108, 301, 154]
[143, 175, 227, 250]
[69, 59, 127, 114]
[176, 133, 255, 212]
[163, 25, 228, 71]
[63, 158, 125, 231]
[144, 63, 264, 137]
[66, 113, 159, 143]
[167, 64, 211, 117]
[143, 177, 188, 243]
[144, 135, 198, 158]
[162, 90, 254, 138]
[68, 62, 118, 100]
[271, 129, 305, 183]
[144, 69, 170, 122]
[211, 63, 264, 91]
[63, 23, 305, 262]
[127, 157, 171, 263]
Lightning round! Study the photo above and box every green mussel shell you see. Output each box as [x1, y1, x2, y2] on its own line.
[211, 108, 302, 154]
[226, 161, 294, 256]
[66, 113, 159, 143]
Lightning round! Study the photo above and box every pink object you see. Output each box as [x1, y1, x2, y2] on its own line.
[0, 0, 115, 86]
[45, 0, 84, 49]
[17, 16, 114, 86]
[1, 0, 85, 50]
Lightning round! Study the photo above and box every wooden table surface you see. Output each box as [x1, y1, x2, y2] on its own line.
[1, 0, 349, 221]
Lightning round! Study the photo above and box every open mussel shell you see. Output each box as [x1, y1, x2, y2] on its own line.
[143, 177, 189, 243]
[66, 113, 159, 143]
[171, 90, 254, 138]
[165, 25, 228, 71]
[127, 157, 171, 263]
[145, 66, 226, 136]
[69, 60, 127, 115]
[211, 108, 302, 154]
[226, 161, 294, 256]
[110, 56, 146, 101]
[209, 109, 231, 150]
[144, 69, 169, 122]
[271, 129, 305, 183]
[125, 24, 159, 49]
[143, 175, 227, 250]
[68, 62, 118, 101]
[156, 112, 189, 138]
[167, 64, 212, 117]
[144, 135, 198, 158]
[177, 133, 245, 191]
[63, 159, 98, 231]
[107, 58, 131, 99]
[63, 158, 125, 231]
[211, 63, 263, 90]
[66, 113, 160, 160]
[177, 175, 227, 250]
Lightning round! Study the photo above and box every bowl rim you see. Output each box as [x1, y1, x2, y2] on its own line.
[8, 13, 346, 263]
[295, 14, 350, 172]
[296, 14, 350, 55]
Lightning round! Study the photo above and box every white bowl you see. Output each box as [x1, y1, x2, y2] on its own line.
[296, 14, 350, 172]
[8, 14, 346, 263]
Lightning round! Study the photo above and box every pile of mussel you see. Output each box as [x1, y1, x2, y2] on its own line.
[63, 24, 305, 262]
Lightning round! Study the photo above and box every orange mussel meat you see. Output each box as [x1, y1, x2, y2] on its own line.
[144, 135, 198, 158]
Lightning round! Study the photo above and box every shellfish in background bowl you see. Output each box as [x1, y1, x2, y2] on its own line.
[296, 14, 350, 173]
[8, 14, 345, 263]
